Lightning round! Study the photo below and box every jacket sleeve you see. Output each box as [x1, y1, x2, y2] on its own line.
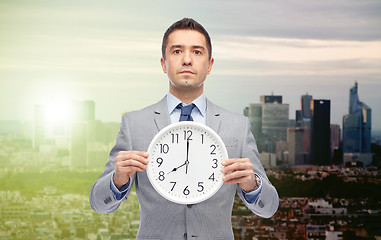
[89, 114, 136, 214]
[236, 118, 279, 218]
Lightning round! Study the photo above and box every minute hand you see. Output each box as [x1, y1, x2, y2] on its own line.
[185, 140, 190, 174]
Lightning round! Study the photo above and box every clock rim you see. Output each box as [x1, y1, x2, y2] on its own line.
[146, 121, 228, 205]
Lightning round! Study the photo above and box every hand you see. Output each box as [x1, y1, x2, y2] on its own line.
[167, 162, 186, 174]
[221, 158, 257, 192]
[113, 151, 149, 190]
[185, 160, 189, 174]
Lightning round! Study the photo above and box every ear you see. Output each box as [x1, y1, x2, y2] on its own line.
[207, 57, 214, 74]
[160, 57, 167, 73]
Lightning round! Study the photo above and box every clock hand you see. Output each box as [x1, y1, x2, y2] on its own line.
[186, 140, 190, 161]
[186, 140, 189, 174]
[167, 162, 186, 174]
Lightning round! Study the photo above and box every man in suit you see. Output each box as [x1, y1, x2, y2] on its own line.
[90, 18, 279, 239]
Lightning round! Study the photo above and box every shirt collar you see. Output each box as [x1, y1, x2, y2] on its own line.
[167, 92, 206, 117]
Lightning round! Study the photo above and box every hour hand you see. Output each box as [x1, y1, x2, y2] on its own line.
[167, 162, 186, 174]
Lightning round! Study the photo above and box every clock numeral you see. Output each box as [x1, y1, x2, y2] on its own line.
[184, 130, 193, 141]
[201, 134, 204, 144]
[210, 144, 217, 155]
[183, 186, 190, 196]
[156, 157, 163, 167]
[197, 182, 204, 192]
[170, 181, 177, 191]
[209, 173, 215, 181]
[171, 133, 179, 144]
[212, 159, 218, 168]
[159, 144, 169, 154]
[158, 171, 165, 181]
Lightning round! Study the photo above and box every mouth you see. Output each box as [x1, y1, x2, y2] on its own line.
[179, 70, 195, 75]
[178, 67, 196, 75]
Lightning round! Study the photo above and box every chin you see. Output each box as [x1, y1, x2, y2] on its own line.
[170, 79, 204, 90]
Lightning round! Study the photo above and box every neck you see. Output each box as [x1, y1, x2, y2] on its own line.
[169, 87, 203, 104]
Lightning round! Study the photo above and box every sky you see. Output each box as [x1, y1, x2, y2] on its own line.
[1, 0, 381, 131]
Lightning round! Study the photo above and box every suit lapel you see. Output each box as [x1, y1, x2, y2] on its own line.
[153, 96, 171, 132]
[206, 99, 222, 134]
[153, 96, 221, 133]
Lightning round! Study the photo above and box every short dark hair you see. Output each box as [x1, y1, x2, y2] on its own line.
[162, 18, 212, 60]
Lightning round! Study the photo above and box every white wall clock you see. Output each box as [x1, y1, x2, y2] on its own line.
[146, 121, 228, 204]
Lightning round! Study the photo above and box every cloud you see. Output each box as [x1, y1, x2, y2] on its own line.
[211, 35, 381, 79]
[204, 0, 381, 41]
[0, 0, 380, 128]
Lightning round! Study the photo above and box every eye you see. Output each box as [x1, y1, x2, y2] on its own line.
[194, 50, 202, 55]
[173, 49, 181, 54]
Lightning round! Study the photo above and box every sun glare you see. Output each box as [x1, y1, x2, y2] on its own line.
[44, 100, 71, 125]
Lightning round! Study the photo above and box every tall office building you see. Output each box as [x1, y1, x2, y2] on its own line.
[295, 110, 303, 127]
[287, 127, 310, 166]
[291, 93, 313, 165]
[330, 124, 341, 156]
[247, 94, 289, 153]
[342, 82, 371, 153]
[330, 124, 342, 164]
[71, 100, 95, 122]
[33, 105, 46, 150]
[301, 93, 313, 120]
[70, 100, 95, 168]
[342, 82, 372, 166]
[70, 122, 88, 168]
[260, 95, 282, 104]
[296, 93, 313, 128]
[247, 104, 263, 142]
[310, 99, 331, 165]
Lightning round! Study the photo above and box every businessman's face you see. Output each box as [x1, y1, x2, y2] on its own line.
[161, 30, 214, 98]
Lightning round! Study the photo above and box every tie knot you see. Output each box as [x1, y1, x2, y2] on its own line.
[177, 103, 195, 121]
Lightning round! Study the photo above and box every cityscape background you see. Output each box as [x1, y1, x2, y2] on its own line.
[1, 1, 381, 240]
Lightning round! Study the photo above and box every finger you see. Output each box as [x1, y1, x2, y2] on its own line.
[221, 162, 253, 175]
[222, 170, 253, 184]
[223, 176, 252, 185]
[120, 165, 147, 173]
[134, 151, 149, 157]
[222, 158, 250, 166]
[118, 150, 148, 157]
[117, 151, 148, 160]
[116, 159, 148, 170]
[116, 153, 149, 164]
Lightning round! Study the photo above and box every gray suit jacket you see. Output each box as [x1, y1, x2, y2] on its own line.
[89, 97, 279, 240]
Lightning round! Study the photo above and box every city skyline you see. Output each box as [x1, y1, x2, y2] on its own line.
[1, 1, 381, 130]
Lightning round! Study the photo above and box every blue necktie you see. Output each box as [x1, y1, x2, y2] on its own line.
[177, 103, 195, 121]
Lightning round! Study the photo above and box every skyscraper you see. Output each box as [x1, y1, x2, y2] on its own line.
[33, 104, 46, 150]
[71, 100, 95, 122]
[301, 93, 313, 120]
[287, 127, 309, 165]
[260, 95, 282, 104]
[290, 93, 313, 166]
[342, 82, 371, 153]
[310, 99, 331, 165]
[70, 100, 95, 168]
[246, 94, 289, 153]
[246, 104, 262, 140]
[300, 93, 313, 128]
[342, 82, 372, 166]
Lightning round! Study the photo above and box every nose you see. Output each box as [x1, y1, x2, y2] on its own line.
[182, 51, 192, 66]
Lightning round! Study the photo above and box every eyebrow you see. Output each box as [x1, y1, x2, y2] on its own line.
[169, 45, 205, 50]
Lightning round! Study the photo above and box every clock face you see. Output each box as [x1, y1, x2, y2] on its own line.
[146, 121, 228, 204]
